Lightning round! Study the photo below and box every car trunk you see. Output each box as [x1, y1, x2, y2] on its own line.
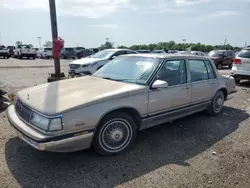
[236, 49, 250, 70]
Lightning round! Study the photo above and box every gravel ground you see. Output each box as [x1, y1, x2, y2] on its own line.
[0, 58, 250, 188]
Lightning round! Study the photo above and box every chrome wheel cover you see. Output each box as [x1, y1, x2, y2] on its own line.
[99, 118, 132, 153]
[213, 92, 224, 113]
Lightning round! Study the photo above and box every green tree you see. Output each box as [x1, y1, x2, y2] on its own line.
[15, 41, 23, 45]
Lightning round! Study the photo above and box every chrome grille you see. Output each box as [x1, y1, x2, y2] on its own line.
[15, 99, 32, 123]
[69, 64, 81, 69]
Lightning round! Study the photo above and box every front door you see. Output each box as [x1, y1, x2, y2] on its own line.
[147, 59, 191, 128]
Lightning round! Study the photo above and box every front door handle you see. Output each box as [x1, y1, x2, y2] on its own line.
[182, 87, 190, 90]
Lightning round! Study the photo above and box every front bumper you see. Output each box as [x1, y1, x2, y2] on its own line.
[0, 52, 9, 56]
[7, 105, 94, 152]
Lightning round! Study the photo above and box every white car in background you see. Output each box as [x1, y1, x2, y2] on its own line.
[231, 47, 250, 84]
[13, 44, 37, 59]
[178, 51, 207, 56]
[36, 48, 53, 59]
[68, 49, 138, 75]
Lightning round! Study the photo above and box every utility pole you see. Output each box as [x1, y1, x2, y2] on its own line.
[37, 37, 42, 49]
[49, 0, 61, 78]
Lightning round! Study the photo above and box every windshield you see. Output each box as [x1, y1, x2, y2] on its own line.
[93, 56, 161, 84]
[91, 50, 115, 59]
[208, 51, 225, 57]
[17, 45, 30, 49]
[65, 48, 74, 51]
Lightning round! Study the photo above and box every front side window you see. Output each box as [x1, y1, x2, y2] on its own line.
[93, 56, 161, 84]
[189, 60, 209, 82]
[156, 60, 187, 86]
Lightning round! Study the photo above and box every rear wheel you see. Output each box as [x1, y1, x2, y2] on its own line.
[228, 62, 232, 69]
[93, 112, 137, 155]
[216, 62, 222, 70]
[33, 56, 36, 59]
[206, 90, 225, 116]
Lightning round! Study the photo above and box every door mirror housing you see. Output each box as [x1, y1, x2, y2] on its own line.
[151, 80, 169, 89]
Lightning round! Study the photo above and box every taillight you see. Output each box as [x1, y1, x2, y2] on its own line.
[233, 58, 241, 64]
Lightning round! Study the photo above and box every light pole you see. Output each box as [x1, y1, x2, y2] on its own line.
[37, 37, 42, 49]
[48, 0, 63, 81]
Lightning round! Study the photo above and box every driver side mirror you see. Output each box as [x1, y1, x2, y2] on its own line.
[151, 80, 169, 89]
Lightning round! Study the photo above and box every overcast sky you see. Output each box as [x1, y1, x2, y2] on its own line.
[0, 0, 249, 48]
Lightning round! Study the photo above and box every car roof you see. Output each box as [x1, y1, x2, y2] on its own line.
[102, 48, 134, 52]
[123, 53, 211, 59]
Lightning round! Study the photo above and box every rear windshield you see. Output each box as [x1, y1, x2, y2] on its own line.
[65, 48, 74, 51]
[238, 49, 250, 58]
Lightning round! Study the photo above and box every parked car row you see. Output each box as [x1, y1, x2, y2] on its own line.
[7, 53, 237, 155]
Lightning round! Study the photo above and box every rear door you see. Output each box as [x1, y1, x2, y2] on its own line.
[236, 49, 250, 70]
[188, 59, 217, 105]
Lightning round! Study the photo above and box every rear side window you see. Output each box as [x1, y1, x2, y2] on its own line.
[204, 60, 216, 79]
[188, 60, 209, 82]
[238, 49, 250, 58]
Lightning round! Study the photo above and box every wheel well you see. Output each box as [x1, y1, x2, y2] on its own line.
[100, 108, 141, 130]
[219, 88, 227, 100]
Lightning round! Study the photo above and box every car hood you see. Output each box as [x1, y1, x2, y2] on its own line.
[70, 57, 107, 65]
[17, 76, 146, 115]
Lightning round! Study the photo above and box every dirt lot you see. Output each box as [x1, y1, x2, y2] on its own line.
[0, 58, 250, 188]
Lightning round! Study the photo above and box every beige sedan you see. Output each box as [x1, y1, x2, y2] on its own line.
[7, 54, 236, 155]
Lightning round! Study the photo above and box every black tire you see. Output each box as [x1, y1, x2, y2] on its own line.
[235, 77, 241, 84]
[18, 54, 22, 59]
[33, 56, 36, 60]
[73, 57, 76, 59]
[216, 62, 222, 70]
[93, 112, 137, 155]
[206, 90, 225, 116]
[63, 56, 67, 59]
[228, 63, 232, 69]
[7, 56, 10, 59]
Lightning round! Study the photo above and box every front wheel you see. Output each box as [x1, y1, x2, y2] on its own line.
[93, 112, 137, 155]
[206, 90, 225, 116]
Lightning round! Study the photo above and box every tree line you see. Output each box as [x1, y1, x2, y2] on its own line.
[115, 41, 242, 52]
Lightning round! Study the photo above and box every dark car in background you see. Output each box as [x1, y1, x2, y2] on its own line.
[61, 48, 77, 59]
[207, 50, 235, 69]
[7, 46, 15, 56]
[75, 47, 85, 59]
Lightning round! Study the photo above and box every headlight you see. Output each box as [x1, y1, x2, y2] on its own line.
[30, 112, 63, 131]
[89, 61, 99, 67]
[30, 112, 50, 131]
